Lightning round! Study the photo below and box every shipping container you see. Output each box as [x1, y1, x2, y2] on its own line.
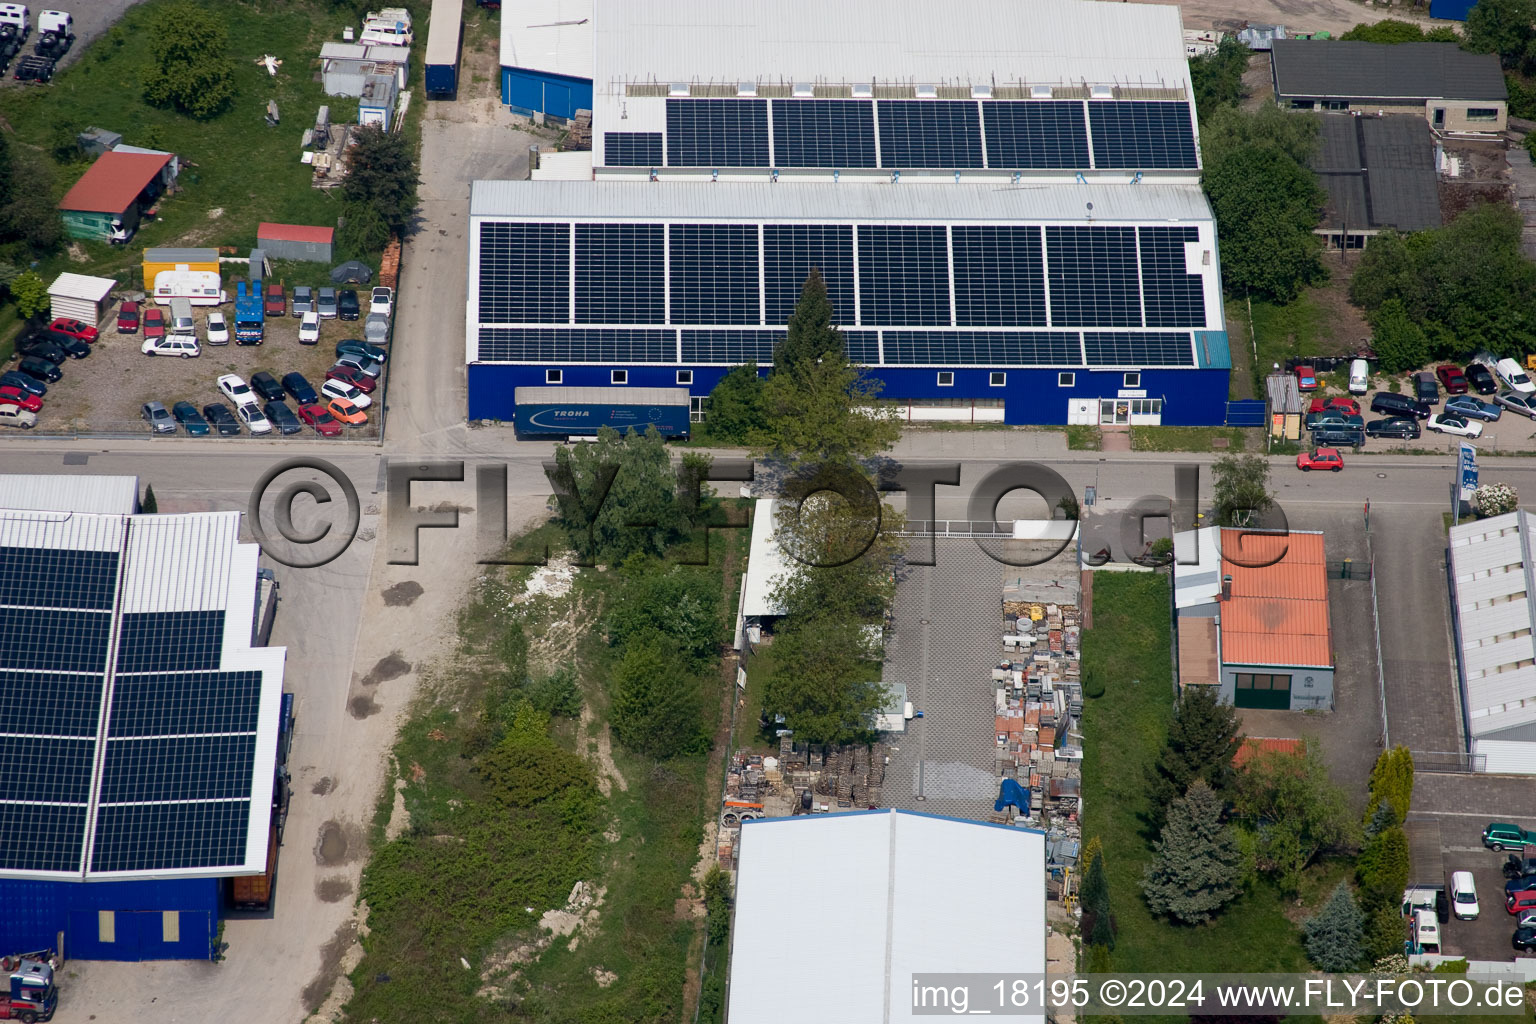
[423, 0, 462, 96]
[227, 824, 280, 911]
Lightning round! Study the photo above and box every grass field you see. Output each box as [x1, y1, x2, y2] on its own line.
[1130, 426, 1250, 452]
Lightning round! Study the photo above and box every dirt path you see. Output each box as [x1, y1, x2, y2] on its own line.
[1160, 0, 1455, 35]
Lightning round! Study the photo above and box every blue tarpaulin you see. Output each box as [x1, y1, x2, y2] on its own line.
[995, 778, 1031, 816]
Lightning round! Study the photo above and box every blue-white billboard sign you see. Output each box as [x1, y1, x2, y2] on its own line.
[1460, 441, 1478, 498]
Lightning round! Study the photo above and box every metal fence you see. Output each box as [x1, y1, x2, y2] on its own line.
[5, 422, 384, 443]
[1327, 559, 1372, 580]
[898, 520, 1014, 538]
[1225, 399, 1266, 427]
[1410, 750, 1486, 774]
[1365, 507, 1390, 749]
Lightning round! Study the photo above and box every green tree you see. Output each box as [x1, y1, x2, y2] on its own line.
[527, 666, 583, 718]
[1203, 144, 1325, 302]
[1365, 902, 1409, 962]
[610, 634, 704, 758]
[1200, 105, 1321, 179]
[1340, 19, 1441, 43]
[1235, 743, 1355, 895]
[1079, 847, 1115, 949]
[1188, 36, 1251, 117]
[700, 364, 768, 445]
[1356, 825, 1411, 911]
[1142, 781, 1245, 925]
[337, 201, 390, 259]
[1369, 299, 1430, 375]
[1463, 0, 1536, 70]
[4, 152, 61, 255]
[50, 119, 85, 164]
[341, 125, 419, 234]
[1366, 746, 1414, 826]
[1149, 685, 1243, 825]
[1303, 882, 1366, 972]
[703, 863, 732, 946]
[140, 0, 236, 118]
[1211, 453, 1273, 527]
[761, 272, 900, 466]
[1362, 801, 1397, 842]
[141, 484, 158, 514]
[552, 426, 708, 563]
[10, 270, 47, 320]
[605, 558, 722, 670]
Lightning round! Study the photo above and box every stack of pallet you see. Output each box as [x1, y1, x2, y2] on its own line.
[566, 109, 593, 150]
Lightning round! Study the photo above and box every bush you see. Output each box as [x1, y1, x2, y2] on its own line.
[140, 0, 236, 118]
[1475, 482, 1519, 517]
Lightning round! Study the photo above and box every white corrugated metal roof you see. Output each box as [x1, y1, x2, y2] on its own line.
[532, 150, 594, 181]
[470, 179, 1214, 224]
[729, 810, 1046, 1024]
[0, 510, 127, 554]
[1173, 526, 1222, 608]
[596, 0, 1188, 93]
[0, 474, 139, 515]
[425, 0, 462, 67]
[500, 0, 592, 80]
[118, 512, 239, 614]
[742, 499, 789, 619]
[1449, 510, 1536, 737]
[321, 42, 368, 60]
[47, 272, 116, 303]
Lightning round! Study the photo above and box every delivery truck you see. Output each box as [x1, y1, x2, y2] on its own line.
[512, 386, 691, 439]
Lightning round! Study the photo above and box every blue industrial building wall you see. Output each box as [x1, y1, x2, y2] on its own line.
[500, 67, 594, 121]
[0, 877, 220, 961]
[467, 362, 1231, 428]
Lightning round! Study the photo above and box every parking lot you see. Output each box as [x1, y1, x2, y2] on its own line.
[13, 293, 386, 438]
[1303, 368, 1536, 456]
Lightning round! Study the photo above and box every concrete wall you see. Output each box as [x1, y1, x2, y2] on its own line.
[0, 877, 221, 960]
[1220, 662, 1335, 711]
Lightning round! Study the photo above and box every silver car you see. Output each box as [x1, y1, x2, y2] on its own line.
[364, 312, 389, 345]
[1495, 391, 1536, 419]
[142, 400, 176, 434]
[334, 353, 381, 379]
[317, 287, 338, 319]
[292, 286, 314, 314]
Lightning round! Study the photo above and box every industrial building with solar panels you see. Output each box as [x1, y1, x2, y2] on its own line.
[468, 0, 1232, 430]
[0, 476, 287, 961]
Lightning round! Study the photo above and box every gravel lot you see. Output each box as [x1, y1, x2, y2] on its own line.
[0, 0, 146, 82]
[18, 297, 385, 438]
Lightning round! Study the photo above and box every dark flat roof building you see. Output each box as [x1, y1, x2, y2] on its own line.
[1313, 114, 1441, 247]
[1272, 40, 1507, 132]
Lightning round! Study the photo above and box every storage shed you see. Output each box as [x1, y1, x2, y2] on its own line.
[257, 223, 334, 263]
[358, 72, 398, 127]
[76, 127, 122, 157]
[141, 248, 220, 291]
[58, 151, 173, 242]
[47, 273, 116, 326]
[321, 42, 411, 96]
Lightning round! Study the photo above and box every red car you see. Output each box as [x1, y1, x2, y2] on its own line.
[1297, 447, 1345, 472]
[143, 307, 165, 339]
[0, 385, 41, 412]
[1436, 364, 1469, 395]
[48, 317, 99, 343]
[325, 363, 376, 393]
[1307, 396, 1359, 416]
[116, 300, 141, 334]
[265, 283, 286, 317]
[298, 403, 343, 436]
[1294, 365, 1318, 391]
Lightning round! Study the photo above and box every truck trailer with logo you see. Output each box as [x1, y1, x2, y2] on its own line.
[512, 387, 691, 439]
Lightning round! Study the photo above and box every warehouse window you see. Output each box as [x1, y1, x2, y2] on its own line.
[1123, 372, 1141, 388]
[1235, 672, 1291, 691]
[98, 911, 115, 943]
[1468, 108, 1499, 121]
[990, 372, 1006, 387]
[937, 371, 955, 386]
[1290, 100, 1315, 110]
[1058, 372, 1075, 387]
[163, 911, 180, 943]
[676, 370, 693, 385]
[611, 370, 628, 384]
[1322, 100, 1349, 111]
[545, 369, 562, 384]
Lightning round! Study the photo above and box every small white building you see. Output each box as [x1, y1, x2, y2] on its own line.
[1449, 510, 1536, 773]
[728, 809, 1046, 1024]
[46, 272, 117, 326]
[736, 498, 789, 647]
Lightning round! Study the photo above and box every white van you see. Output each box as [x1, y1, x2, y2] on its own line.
[0, 5, 31, 39]
[1348, 358, 1369, 395]
[1412, 907, 1441, 954]
[169, 298, 195, 336]
[141, 334, 200, 358]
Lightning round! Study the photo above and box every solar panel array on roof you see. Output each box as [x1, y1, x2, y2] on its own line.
[611, 97, 1198, 170]
[475, 217, 1208, 365]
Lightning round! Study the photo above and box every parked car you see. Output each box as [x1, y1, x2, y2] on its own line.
[338, 288, 360, 321]
[116, 300, 140, 334]
[334, 353, 381, 379]
[218, 373, 257, 408]
[0, 403, 35, 429]
[265, 283, 286, 317]
[327, 396, 367, 425]
[1466, 362, 1499, 395]
[1428, 413, 1483, 438]
[248, 371, 285, 403]
[1348, 358, 1369, 395]
[1436, 365, 1469, 394]
[1312, 424, 1365, 449]
[1366, 417, 1420, 439]
[1445, 395, 1502, 421]
[282, 372, 318, 405]
[364, 312, 389, 345]
[1508, 890, 1536, 917]
[1297, 447, 1345, 472]
[264, 400, 302, 435]
[205, 311, 230, 346]
[1503, 853, 1536, 880]
[1370, 392, 1431, 420]
[1487, 823, 1536, 850]
[292, 285, 314, 315]
[1506, 873, 1536, 896]
[325, 363, 376, 393]
[337, 338, 387, 364]
[1515, 927, 1536, 953]
[43, 332, 89, 359]
[298, 311, 320, 345]
[17, 336, 66, 365]
[299, 402, 344, 436]
[316, 286, 338, 319]
[1496, 391, 1536, 419]
[1451, 870, 1480, 920]
[142, 400, 176, 434]
[202, 403, 241, 435]
[236, 404, 272, 435]
[143, 307, 165, 339]
[1497, 358, 1536, 394]
[0, 370, 44, 396]
[141, 335, 200, 358]
[320, 377, 371, 408]
[1305, 410, 1364, 431]
[1414, 372, 1440, 405]
[1294, 365, 1318, 391]
[171, 401, 210, 436]
[369, 287, 392, 316]
[48, 317, 98, 343]
[1308, 396, 1360, 416]
[0, 385, 41, 412]
[17, 356, 60, 383]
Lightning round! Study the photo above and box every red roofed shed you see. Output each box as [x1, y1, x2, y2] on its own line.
[257, 222, 335, 263]
[58, 151, 173, 242]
